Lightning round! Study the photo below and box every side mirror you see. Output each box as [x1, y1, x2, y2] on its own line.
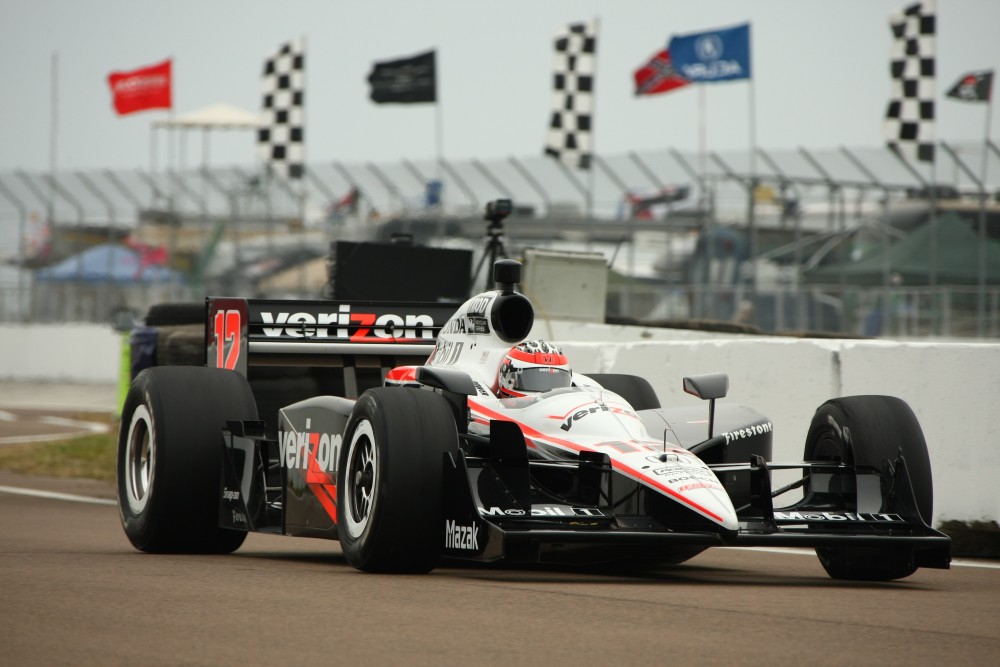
[682, 373, 729, 438]
[682, 373, 729, 400]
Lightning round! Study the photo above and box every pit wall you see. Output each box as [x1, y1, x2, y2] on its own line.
[2, 322, 997, 524]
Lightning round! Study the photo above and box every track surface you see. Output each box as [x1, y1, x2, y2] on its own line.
[1, 475, 998, 666]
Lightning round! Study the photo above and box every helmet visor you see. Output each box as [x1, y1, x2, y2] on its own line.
[514, 367, 572, 392]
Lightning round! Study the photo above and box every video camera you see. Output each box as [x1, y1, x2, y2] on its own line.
[484, 199, 512, 228]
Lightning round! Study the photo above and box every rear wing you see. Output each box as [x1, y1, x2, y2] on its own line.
[206, 297, 455, 397]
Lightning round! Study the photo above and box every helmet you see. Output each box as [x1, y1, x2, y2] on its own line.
[498, 340, 571, 398]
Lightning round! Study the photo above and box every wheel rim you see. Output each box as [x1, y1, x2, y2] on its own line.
[344, 420, 378, 539]
[807, 418, 854, 504]
[125, 405, 155, 513]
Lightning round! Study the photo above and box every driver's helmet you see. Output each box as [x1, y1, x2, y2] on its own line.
[498, 340, 572, 398]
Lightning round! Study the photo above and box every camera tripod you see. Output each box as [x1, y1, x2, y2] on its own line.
[470, 199, 513, 293]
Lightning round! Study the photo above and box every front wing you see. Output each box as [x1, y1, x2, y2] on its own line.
[440, 442, 951, 569]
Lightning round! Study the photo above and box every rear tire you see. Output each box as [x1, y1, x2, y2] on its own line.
[804, 395, 932, 581]
[587, 373, 661, 410]
[144, 302, 206, 327]
[117, 367, 256, 554]
[336, 388, 459, 573]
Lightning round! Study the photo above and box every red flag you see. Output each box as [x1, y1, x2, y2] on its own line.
[126, 238, 169, 268]
[107, 59, 172, 115]
[634, 49, 690, 96]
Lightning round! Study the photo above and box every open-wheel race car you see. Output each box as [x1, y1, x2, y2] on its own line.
[117, 259, 950, 580]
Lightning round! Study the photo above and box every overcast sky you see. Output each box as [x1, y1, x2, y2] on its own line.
[3, 0, 998, 173]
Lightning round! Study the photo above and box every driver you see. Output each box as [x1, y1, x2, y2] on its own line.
[497, 340, 572, 398]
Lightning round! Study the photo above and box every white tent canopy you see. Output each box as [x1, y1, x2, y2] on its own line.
[153, 102, 260, 129]
[150, 102, 260, 172]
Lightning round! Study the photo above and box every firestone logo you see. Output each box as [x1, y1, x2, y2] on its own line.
[260, 305, 435, 340]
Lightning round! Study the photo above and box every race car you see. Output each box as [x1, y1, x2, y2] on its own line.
[117, 259, 950, 580]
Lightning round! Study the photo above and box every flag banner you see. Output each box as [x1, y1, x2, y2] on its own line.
[667, 23, 751, 83]
[634, 48, 690, 96]
[107, 59, 172, 116]
[258, 38, 305, 179]
[367, 50, 436, 104]
[544, 20, 597, 170]
[884, 0, 936, 163]
[327, 186, 360, 218]
[946, 70, 993, 103]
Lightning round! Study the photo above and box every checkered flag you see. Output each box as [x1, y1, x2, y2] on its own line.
[258, 38, 305, 179]
[544, 20, 597, 170]
[884, 1, 935, 163]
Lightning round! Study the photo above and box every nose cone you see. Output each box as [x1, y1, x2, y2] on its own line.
[639, 457, 739, 531]
[680, 484, 739, 531]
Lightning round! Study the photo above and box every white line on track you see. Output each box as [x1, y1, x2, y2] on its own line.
[39, 416, 108, 432]
[0, 487, 996, 570]
[0, 415, 110, 445]
[0, 485, 116, 506]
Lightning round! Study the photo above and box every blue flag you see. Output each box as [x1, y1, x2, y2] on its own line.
[668, 23, 751, 83]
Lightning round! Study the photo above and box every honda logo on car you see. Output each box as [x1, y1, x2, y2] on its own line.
[445, 519, 479, 551]
[260, 306, 435, 340]
[280, 422, 341, 473]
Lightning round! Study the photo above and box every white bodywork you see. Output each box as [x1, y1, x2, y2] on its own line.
[419, 289, 740, 531]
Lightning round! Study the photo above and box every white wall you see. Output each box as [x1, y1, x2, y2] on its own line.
[557, 337, 1000, 524]
[0, 323, 123, 383]
[2, 322, 997, 524]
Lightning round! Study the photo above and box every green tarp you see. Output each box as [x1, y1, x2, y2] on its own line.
[805, 213, 1000, 286]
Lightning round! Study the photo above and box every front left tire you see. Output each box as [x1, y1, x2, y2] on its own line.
[117, 366, 257, 554]
[336, 388, 459, 573]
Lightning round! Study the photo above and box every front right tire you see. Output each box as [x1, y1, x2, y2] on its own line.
[803, 395, 933, 581]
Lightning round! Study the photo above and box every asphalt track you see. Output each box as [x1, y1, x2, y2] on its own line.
[1, 389, 999, 665]
[2, 473, 999, 667]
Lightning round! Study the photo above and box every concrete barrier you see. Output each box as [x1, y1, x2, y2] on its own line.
[1, 323, 122, 384]
[555, 337, 1000, 524]
[2, 322, 997, 524]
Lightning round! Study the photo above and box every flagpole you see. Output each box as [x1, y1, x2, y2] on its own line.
[435, 49, 443, 184]
[977, 93, 993, 336]
[49, 51, 58, 180]
[747, 27, 758, 305]
[700, 82, 713, 321]
[588, 17, 600, 220]
[698, 85, 706, 179]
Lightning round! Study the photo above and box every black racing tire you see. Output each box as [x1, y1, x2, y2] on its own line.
[336, 388, 459, 573]
[803, 395, 933, 581]
[144, 302, 206, 327]
[117, 366, 257, 554]
[586, 373, 661, 410]
[154, 325, 205, 367]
